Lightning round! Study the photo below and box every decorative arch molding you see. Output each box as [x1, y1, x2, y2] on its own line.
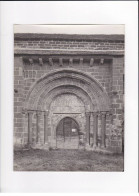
[37, 85, 95, 112]
[33, 79, 97, 110]
[25, 68, 110, 112]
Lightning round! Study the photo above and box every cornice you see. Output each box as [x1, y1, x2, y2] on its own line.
[14, 48, 124, 56]
[14, 33, 124, 42]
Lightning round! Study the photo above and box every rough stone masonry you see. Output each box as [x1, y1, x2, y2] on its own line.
[14, 33, 124, 153]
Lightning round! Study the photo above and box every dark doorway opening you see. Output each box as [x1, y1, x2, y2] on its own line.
[56, 117, 80, 149]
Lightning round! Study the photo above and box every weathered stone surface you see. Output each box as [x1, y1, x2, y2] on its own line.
[14, 34, 124, 153]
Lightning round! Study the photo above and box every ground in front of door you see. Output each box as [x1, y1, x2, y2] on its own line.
[14, 149, 124, 171]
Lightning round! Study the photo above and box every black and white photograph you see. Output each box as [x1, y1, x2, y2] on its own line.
[14, 24, 124, 172]
[1, 1, 138, 193]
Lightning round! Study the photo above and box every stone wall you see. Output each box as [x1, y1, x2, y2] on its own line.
[15, 57, 112, 101]
[15, 39, 124, 51]
[14, 33, 124, 153]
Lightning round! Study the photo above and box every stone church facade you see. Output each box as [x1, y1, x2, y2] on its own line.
[14, 33, 124, 153]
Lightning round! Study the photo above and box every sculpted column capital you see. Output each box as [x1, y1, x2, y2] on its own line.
[36, 111, 42, 117]
[85, 112, 91, 117]
[27, 110, 34, 115]
[44, 110, 49, 116]
[101, 111, 107, 117]
[92, 111, 99, 117]
[22, 108, 27, 114]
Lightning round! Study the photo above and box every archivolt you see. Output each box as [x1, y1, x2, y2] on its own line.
[37, 85, 94, 111]
[25, 68, 110, 112]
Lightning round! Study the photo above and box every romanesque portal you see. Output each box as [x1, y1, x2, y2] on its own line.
[14, 33, 124, 153]
[23, 69, 110, 150]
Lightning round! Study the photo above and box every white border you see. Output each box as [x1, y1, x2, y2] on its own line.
[0, 1, 138, 193]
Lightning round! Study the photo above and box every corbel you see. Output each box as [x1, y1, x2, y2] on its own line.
[39, 58, 43, 66]
[69, 58, 73, 66]
[59, 58, 63, 67]
[80, 58, 83, 65]
[90, 58, 94, 67]
[29, 58, 33, 65]
[100, 58, 104, 65]
[49, 58, 53, 66]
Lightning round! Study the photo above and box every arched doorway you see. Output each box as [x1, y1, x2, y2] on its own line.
[25, 68, 110, 149]
[56, 117, 82, 149]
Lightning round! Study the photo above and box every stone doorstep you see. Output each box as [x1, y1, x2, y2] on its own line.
[31, 143, 49, 150]
[25, 143, 116, 154]
[83, 143, 114, 154]
[91, 146, 114, 154]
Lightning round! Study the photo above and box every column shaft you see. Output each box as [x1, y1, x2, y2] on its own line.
[36, 112, 40, 143]
[28, 112, 33, 145]
[86, 112, 91, 145]
[101, 112, 106, 147]
[44, 111, 48, 144]
[93, 112, 98, 147]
